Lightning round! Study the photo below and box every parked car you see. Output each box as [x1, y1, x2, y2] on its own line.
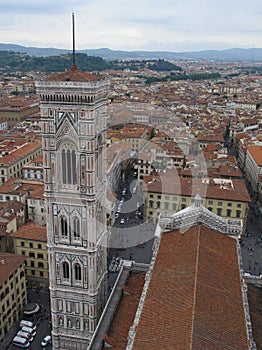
[120, 218, 125, 224]
[21, 326, 36, 337]
[19, 319, 36, 331]
[12, 336, 30, 348]
[41, 335, 52, 347]
[16, 330, 34, 342]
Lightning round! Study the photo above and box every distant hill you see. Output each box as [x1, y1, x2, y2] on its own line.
[1, 43, 262, 61]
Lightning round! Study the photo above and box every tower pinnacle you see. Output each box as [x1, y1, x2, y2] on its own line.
[72, 12, 76, 68]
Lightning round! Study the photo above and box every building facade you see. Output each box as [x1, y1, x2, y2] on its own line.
[0, 141, 41, 185]
[36, 66, 110, 349]
[144, 172, 250, 229]
[11, 223, 48, 284]
[0, 252, 27, 343]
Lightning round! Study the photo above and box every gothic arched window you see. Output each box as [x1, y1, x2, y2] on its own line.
[72, 217, 80, 240]
[61, 144, 77, 185]
[60, 216, 68, 238]
[62, 262, 69, 280]
[74, 263, 82, 281]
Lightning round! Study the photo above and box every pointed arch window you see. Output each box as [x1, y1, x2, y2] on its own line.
[74, 263, 82, 281]
[72, 217, 80, 240]
[60, 216, 68, 238]
[61, 145, 77, 185]
[62, 262, 69, 280]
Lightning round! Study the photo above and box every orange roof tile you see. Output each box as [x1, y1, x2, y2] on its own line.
[132, 226, 250, 350]
[105, 272, 146, 349]
[0, 142, 41, 165]
[247, 145, 262, 166]
[46, 65, 101, 82]
[144, 170, 250, 202]
[11, 222, 46, 241]
[0, 251, 26, 285]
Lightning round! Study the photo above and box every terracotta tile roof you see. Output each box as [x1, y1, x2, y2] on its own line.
[132, 226, 250, 350]
[0, 178, 43, 196]
[27, 186, 44, 200]
[0, 251, 26, 285]
[104, 271, 146, 349]
[11, 222, 46, 241]
[247, 145, 262, 166]
[0, 141, 40, 165]
[46, 65, 101, 82]
[144, 170, 250, 202]
[247, 284, 262, 349]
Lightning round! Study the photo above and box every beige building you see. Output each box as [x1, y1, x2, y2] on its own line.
[0, 251, 27, 343]
[22, 154, 43, 181]
[144, 170, 250, 229]
[0, 141, 41, 185]
[244, 145, 262, 201]
[0, 96, 39, 128]
[11, 223, 48, 285]
[27, 185, 45, 225]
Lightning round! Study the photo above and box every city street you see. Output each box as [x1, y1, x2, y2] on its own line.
[6, 285, 52, 350]
[240, 191, 262, 276]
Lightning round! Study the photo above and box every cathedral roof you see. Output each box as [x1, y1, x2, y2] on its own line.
[46, 65, 102, 82]
[129, 226, 251, 350]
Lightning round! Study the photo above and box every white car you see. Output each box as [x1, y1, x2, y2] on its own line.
[21, 326, 36, 337]
[16, 330, 34, 343]
[120, 218, 125, 224]
[41, 335, 52, 347]
[20, 320, 36, 331]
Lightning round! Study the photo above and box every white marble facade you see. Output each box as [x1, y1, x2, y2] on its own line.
[36, 71, 110, 350]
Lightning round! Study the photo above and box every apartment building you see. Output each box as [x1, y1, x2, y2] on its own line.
[0, 95, 39, 128]
[0, 178, 43, 204]
[0, 141, 41, 185]
[22, 154, 43, 181]
[244, 145, 262, 200]
[144, 170, 250, 229]
[0, 252, 27, 343]
[11, 223, 48, 285]
[108, 124, 154, 152]
[26, 186, 45, 225]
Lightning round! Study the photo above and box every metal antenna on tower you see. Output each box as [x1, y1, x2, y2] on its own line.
[72, 12, 76, 68]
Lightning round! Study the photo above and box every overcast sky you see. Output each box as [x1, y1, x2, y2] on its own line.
[1, 0, 262, 52]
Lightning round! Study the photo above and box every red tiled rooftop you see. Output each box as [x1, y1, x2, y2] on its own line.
[104, 271, 146, 349]
[143, 170, 250, 202]
[132, 226, 250, 350]
[11, 222, 46, 241]
[0, 251, 26, 285]
[247, 145, 262, 166]
[46, 65, 101, 82]
[0, 141, 40, 165]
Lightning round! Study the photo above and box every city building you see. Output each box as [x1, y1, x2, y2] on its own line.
[36, 60, 110, 349]
[244, 145, 262, 201]
[11, 223, 48, 285]
[26, 185, 45, 225]
[0, 202, 21, 253]
[0, 95, 39, 128]
[0, 140, 41, 185]
[22, 154, 43, 181]
[0, 251, 27, 343]
[143, 170, 250, 228]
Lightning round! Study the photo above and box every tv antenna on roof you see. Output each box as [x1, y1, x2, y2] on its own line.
[72, 12, 76, 68]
